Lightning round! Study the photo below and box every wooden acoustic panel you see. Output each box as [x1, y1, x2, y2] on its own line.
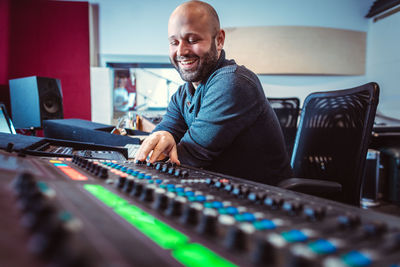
[223, 26, 366, 75]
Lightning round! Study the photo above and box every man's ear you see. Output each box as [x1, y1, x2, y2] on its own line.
[216, 29, 225, 51]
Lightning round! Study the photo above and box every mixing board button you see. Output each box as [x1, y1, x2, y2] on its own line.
[338, 250, 372, 267]
[253, 219, 277, 231]
[308, 239, 337, 254]
[281, 229, 309, 243]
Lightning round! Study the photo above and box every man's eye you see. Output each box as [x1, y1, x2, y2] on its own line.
[188, 39, 198, 44]
[170, 40, 178, 46]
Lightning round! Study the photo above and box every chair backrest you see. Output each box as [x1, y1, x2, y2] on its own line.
[291, 83, 380, 205]
[268, 97, 300, 157]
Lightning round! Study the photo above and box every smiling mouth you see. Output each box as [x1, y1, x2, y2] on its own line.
[177, 58, 198, 70]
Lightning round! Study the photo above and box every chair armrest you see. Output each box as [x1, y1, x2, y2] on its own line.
[277, 178, 342, 194]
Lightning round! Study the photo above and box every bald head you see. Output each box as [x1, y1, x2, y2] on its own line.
[169, 1, 220, 37]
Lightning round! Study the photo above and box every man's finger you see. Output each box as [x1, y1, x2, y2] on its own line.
[168, 145, 180, 165]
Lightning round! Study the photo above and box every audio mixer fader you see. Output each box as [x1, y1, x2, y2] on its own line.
[0, 149, 400, 267]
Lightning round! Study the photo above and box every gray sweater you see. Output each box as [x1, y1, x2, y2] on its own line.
[154, 50, 292, 185]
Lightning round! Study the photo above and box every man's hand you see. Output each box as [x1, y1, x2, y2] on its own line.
[135, 131, 180, 165]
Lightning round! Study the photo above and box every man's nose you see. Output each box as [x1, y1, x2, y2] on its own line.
[177, 42, 189, 57]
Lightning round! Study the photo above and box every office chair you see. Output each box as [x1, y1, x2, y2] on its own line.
[278, 83, 380, 206]
[268, 97, 300, 157]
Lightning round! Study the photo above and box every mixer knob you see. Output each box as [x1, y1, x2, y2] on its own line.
[205, 178, 215, 185]
[337, 214, 361, 229]
[181, 170, 189, 178]
[303, 205, 326, 221]
[161, 164, 169, 173]
[165, 196, 187, 217]
[155, 162, 162, 170]
[146, 162, 154, 168]
[99, 168, 108, 179]
[168, 167, 175, 175]
[152, 188, 168, 211]
[116, 176, 127, 189]
[134, 159, 146, 165]
[196, 208, 219, 236]
[224, 183, 234, 192]
[28, 213, 68, 257]
[13, 172, 36, 195]
[131, 182, 144, 197]
[174, 169, 181, 177]
[140, 184, 156, 202]
[264, 195, 283, 210]
[224, 223, 255, 251]
[21, 201, 57, 232]
[251, 235, 275, 265]
[17, 188, 43, 212]
[122, 179, 135, 193]
[248, 192, 266, 203]
[180, 202, 203, 226]
[282, 201, 303, 216]
[231, 185, 250, 198]
[363, 221, 387, 237]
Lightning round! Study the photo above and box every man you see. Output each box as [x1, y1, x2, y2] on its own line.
[135, 0, 292, 185]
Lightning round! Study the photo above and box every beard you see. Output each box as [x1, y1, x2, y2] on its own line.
[171, 42, 219, 84]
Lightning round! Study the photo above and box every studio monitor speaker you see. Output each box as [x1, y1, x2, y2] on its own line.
[9, 76, 64, 129]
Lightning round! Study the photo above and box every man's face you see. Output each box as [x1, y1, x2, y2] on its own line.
[168, 13, 221, 86]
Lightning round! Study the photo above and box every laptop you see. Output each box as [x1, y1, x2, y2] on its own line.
[0, 103, 16, 134]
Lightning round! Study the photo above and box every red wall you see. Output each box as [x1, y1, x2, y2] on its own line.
[0, 0, 91, 120]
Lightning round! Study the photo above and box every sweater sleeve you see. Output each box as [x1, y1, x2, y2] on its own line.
[177, 69, 266, 167]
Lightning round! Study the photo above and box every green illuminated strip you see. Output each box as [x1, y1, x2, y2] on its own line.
[84, 184, 128, 208]
[114, 205, 188, 249]
[83, 184, 237, 267]
[173, 243, 237, 267]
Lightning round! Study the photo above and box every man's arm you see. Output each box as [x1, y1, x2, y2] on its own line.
[177, 71, 265, 167]
[135, 86, 188, 163]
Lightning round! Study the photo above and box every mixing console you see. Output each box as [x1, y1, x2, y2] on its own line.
[1, 149, 400, 267]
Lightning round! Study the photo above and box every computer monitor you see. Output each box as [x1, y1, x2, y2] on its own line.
[0, 103, 16, 134]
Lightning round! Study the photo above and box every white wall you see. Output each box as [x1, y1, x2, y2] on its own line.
[85, 0, 400, 119]
[366, 12, 400, 118]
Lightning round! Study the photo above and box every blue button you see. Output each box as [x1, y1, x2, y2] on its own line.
[308, 239, 337, 255]
[185, 191, 195, 197]
[166, 184, 175, 188]
[212, 201, 223, 209]
[253, 219, 276, 230]
[341, 250, 372, 267]
[225, 206, 239, 215]
[155, 179, 163, 184]
[175, 187, 185, 193]
[235, 212, 256, 222]
[145, 174, 152, 179]
[196, 195, 206, 202]
[281, 230, 308, 243]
